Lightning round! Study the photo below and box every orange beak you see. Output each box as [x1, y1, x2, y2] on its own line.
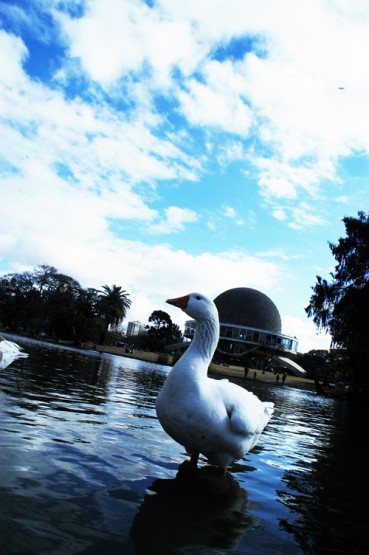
[166, 294, 190, 310]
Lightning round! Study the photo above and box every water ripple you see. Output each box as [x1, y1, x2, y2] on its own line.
[0, 338, 368, 555]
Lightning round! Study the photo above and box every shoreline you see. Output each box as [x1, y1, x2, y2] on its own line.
[4, 332, 317, 392]
[94, 344, 317, 391]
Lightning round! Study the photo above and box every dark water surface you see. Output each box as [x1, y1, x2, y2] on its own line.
[0, 336, 368, 554]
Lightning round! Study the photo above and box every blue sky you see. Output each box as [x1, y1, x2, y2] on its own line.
[1, 0, 368, 352]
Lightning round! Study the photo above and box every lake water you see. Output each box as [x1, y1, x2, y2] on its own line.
[0, 336, 368, 555]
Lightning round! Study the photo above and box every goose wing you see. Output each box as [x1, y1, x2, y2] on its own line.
[219, 381, 274, 435]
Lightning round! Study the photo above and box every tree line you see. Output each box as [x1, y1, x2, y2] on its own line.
[305, 211, 369, 398]
[0, 264, 183, 351]
[0, 265, 131, 345]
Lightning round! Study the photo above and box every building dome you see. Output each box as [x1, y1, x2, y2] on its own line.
[213, 287, 282, 334]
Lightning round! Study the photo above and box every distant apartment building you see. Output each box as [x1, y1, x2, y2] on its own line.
[127, 321, 145, 336]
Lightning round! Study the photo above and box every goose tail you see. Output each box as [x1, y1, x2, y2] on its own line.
[263, 401, 275, 419]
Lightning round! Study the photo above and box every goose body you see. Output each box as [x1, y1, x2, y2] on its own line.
[155, 293, 274, 471]
[0, 337, 28, 369]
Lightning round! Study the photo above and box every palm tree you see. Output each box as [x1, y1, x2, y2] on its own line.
[98, 284, 131, 344]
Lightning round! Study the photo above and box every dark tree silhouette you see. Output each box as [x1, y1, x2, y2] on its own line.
[97, 284, 131, 344]
[146, 310, 183, 351]
[306, 211, 369, 396]
[0, 266, 131, 345]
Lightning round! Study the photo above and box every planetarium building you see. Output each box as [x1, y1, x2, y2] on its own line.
[184, 287, 298, 359]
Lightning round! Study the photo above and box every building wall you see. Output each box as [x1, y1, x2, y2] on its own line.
[127, 321, 145, 336]
[184, 320, 298, 355]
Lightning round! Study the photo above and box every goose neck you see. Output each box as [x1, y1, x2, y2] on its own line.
[189, 316, 219, 363]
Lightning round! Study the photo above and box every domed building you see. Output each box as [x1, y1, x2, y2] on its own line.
[184, 287, 298, 363]
[215, 287, 282, 334]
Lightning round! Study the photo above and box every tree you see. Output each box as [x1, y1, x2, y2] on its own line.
[306, 212, 369, 396]
[97, 284, 131, 344]
[146, 310, 183, 351]
[34, 265, 58, 294]
[295, 349, 349, 385]
[70, 288, 101, 345]
[0, 266, 130, 345]
[41, 272, 83, 339]
[0, 272, 38, 331]
[170, 322, 184, 344]
[148, 310, 172, 330]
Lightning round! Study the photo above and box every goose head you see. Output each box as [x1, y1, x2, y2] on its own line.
[166, 292, 218, 322]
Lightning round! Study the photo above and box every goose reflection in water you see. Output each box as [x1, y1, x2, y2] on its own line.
[0, 337, 28, 370]
[130, 465, 257, 555]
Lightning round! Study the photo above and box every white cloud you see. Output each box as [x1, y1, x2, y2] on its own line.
[336, 195, 349, 204]
[282, 314, 331, 353]
[272, 208, 287, 222]
[178, 59, 254, 136]
[178, 78, 252, 136]
[113, 246, 283, 328]
[54, 0, 369, 217]
[149, 206, 198, 234]
[217, 141, 246, 167]
[0, 26, 203, 239]
[223, 205, 244, 225]
[223, 206, 237, 219]
[58, 0, 148, 83]
[288, 202, 326, 230]
[0, 29, 27, 83]
[257, 248, 301, 262]
[252, 156, 336, 201]
[259, 176, 298, 201]
[58, 0, 206, 87]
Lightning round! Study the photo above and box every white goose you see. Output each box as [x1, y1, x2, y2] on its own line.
[0, 337, 28, 369]
[156, 293, 274, 473]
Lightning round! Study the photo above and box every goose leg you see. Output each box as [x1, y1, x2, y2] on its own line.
[177, 452, 199, 475]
